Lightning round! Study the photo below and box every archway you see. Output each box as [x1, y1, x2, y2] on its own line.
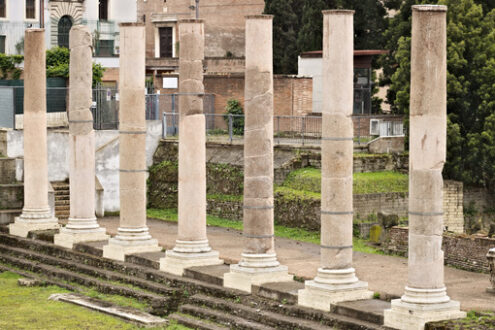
[58, 15, 73, 49]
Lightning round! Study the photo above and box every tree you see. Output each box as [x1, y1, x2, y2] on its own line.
[383, 0, 495, 190]
[46, 46, 105, 86]
[264, 0, 301, 74]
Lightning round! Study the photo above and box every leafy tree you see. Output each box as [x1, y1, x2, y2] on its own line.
[223, 99, 244, 135]
[0, 54, 23, 79]
[264, 0, 301, 74]
[45, 46, 105, 86]
[383, 0, 495, 190]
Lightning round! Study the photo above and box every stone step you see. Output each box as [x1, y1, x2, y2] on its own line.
[125, 251, 166, 270]
[0, 242, 179, 299]
[0, 232, 242, 301]
[54, 194, 70, 200]
[55, 206, 70, 212]
[168, 313, 229, 330]
[54, 190, 70, 196]
[183, 264, 229, 287]
[55, 200, 70, 206]
[189, 293, 334, 330]
[179, 304, 276, 330]
[0, 251, 173, 316]
[331, 299, 390, 325]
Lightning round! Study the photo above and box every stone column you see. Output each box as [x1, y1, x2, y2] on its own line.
[488, 248, 495, 294]
[159, 19, 222, 275]
[384, 6, 466, 329]
[223, 15, 291, 293]
[9, 29, 59, 237]
[103, 23, 161, 261]
[298, 10, 372, 311]
[54, 26, 108, 248]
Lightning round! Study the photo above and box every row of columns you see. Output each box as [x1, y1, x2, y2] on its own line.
[9, 7, 466, 329]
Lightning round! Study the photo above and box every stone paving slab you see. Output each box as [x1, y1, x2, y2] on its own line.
[98, 216, 494, 312]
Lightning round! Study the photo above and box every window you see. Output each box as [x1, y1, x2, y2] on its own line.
[95, 40, 114, 57]
[0, 0, 6, 19]
[58, 16, 72, 49]
[159, 27, 173, 58]
[26, 0, 35, 20]
[99, 0, 108, 21]
[0, 36, 5, 54]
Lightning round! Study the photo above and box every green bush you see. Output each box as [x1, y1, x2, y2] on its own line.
[223, 99, 244, 136]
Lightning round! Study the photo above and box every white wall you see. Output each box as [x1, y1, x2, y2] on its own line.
[0, 0, 50, 55]
[298, 56, 323, 113]
[6, 120, 162, 212]
[83, 0, 137, 22]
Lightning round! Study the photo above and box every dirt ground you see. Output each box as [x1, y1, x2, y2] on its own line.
[99, 217, 494, 312]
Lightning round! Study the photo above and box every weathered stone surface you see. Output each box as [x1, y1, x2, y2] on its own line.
[298, 10, 372, 311]
[488, 248, 495, 293]
[9, 29, 59, 238]
[384, 6, 466, 329]
[54, 26, 107, 248]
[103, 24, 159, 261]
[160, 19, 222, 276]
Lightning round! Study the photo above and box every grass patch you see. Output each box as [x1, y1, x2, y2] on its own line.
[207, 193, 243, 202]
[282, 168, 408, 194]
[147, 208, 382, 255]
[0, 271, 188, 329]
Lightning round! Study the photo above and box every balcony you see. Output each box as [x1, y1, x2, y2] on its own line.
[81, 20, 119, 57]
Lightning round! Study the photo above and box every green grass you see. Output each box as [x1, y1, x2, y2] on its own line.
[282, 168, 408, 194]
[0, 271, 190, 330]
[147, 208, 382, 255]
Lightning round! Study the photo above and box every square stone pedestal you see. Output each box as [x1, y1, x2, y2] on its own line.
[9, 217, 60, 238]
[298, 280, 373, 311]
[54, 228, 109, 249]
[384, 299, 466, 330]
[103, 237, 162, 262]
[223, 264, 293, 293]
[160, 250, 224, 276]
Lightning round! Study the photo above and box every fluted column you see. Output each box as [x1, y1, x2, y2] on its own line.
[54, 25, 108, 248]
[103, 23, 160, 261]
[384, 6, 466, 329]
[9, 29, 59, 237]
[223, 15, 291, 293]
[159, 19, 222, 275]
[297, 10, 372, 311]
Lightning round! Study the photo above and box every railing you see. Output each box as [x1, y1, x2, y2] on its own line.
[81, 20, 120, 57]
[162, 113, 405, 146]
[0, 87, 169, 130]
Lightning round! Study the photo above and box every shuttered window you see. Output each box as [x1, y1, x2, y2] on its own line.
[26, 0, 35, 19]
[0, 0, 6, 18]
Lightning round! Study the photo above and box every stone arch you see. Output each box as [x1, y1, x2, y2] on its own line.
[49, 1, 84, 48]
[57, 15, 73, 49]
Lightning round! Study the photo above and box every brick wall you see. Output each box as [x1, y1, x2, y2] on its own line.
[384, 227, 495, 273]
[204, 74, 313, 130]
[443, 181, 464, 233]
[354, 192, 408, 219]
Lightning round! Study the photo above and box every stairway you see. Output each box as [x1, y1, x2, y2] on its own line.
[52, 181, 70, 221]
[0, 229, 389, 330]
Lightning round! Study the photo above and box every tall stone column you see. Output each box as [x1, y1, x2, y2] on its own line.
[103, 23, 161, 261]
[223, 15, 291, 293]
[298, 10, 372, 311]
[54, 26, 108, 249]
[159, 19, 222, 275]
[9, 29, 59, 237]
[384, 6, 466, 329]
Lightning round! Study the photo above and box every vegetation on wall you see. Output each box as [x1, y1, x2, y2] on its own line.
[0, 54, 23, 80]
[380, 0, 495, 191]
[0, 47, 105, 86]
[223, 99, 244, 136]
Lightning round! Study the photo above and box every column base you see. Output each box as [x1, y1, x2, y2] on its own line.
[54, 227, 109, 249]
[297, 267, 373, 311]
[384, 298, 466, 330]
[102, 237, 162, 262]
[223, 253, 293, 293]
[9, 210, 60, 238]
[159, 249, 223, 276]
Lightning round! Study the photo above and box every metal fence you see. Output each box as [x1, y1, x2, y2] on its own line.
[0, 87, 186, 130]
[163, 113, 405, 146]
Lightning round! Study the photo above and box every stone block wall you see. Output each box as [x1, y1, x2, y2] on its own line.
[443, 180, 464, 233]
[354, 192, 408, 219]
[383, 227, 495, 273]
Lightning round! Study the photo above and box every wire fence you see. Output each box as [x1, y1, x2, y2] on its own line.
[0, 87, 208, 130]
[163, 113, 404, 146]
